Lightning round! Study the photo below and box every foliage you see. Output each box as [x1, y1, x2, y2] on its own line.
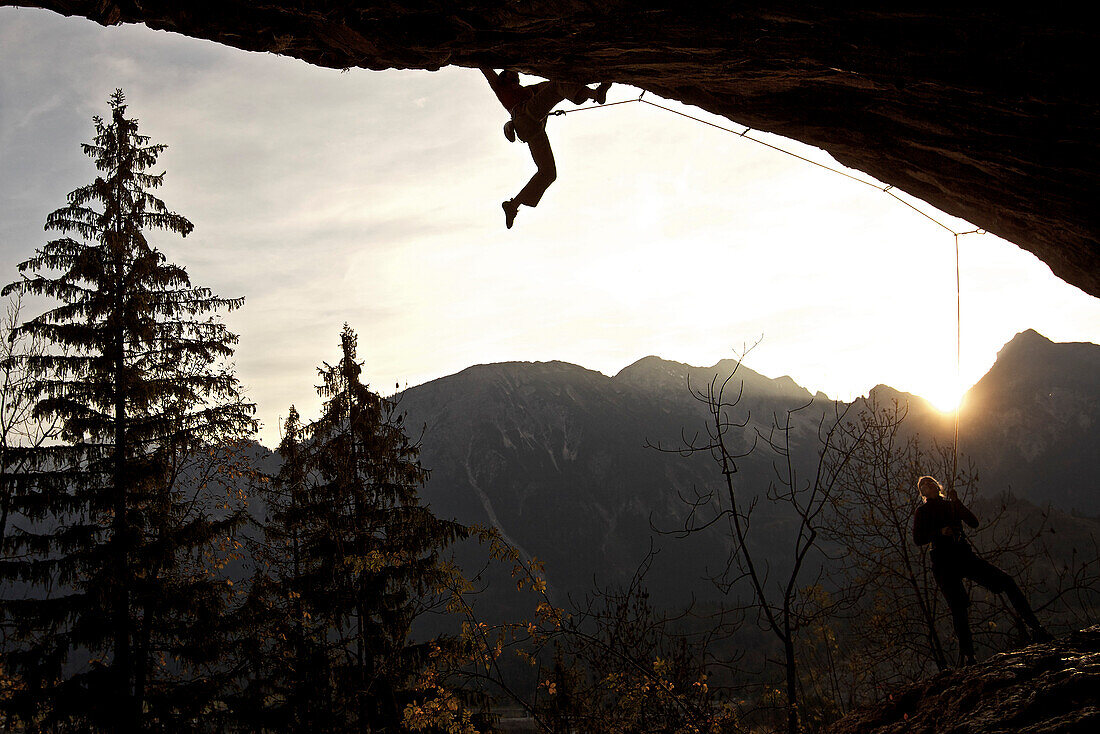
[0, 293, 58, 548]
[231, 406, 342, 732]
[430, 531, 739, 734]
[528, 565, 739, 733]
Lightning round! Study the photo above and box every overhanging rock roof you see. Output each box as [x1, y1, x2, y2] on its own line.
[9, 3, 1098, 296]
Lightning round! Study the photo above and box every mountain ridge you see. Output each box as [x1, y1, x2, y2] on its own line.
[378, 330, 1098, 606]
[390, 328, 1090, 430]
[252, 329, 1096, 518]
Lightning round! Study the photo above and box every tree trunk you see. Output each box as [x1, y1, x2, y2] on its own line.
[784, 621, 799, 734]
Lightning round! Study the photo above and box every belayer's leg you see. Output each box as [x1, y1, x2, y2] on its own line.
[952, 603, 976, 665]
[935, 563, 975, 664]
[965, 555, 1050, 640]
[1005, 583, 1051, 641]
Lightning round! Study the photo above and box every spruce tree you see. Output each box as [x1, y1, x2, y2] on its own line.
[0, 90, 255, 731]
[301, 325, 468, 732]
[234, 406, 340, 733]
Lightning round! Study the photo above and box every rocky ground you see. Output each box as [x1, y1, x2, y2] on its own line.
[827, 627, 1100, 734]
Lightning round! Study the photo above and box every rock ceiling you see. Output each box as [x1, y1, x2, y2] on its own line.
[7, 2, 1098, 296]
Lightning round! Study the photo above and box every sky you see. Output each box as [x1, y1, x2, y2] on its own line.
[2, 8, 1098, 447]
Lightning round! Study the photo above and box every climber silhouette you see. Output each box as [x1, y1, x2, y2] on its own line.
[480, 68, 611, 229]
[913, 475, 1050, 666]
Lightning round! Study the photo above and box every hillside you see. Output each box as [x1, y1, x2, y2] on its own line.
[233, 329, 1100, 725]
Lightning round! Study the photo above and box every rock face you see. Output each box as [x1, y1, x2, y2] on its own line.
[827, 626, 1100, 734]
[8, 3, 1098, 296]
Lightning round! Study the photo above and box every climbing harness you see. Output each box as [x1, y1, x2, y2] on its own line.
[554, 88, 981, 478]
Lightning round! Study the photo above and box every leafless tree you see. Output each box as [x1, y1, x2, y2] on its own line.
[0, 294, 58, 544]
[649, 355, 865, 734]
[814, 396, 1096, 712]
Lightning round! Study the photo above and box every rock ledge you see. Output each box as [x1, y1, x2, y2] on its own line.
[828, 627, 1100, 734]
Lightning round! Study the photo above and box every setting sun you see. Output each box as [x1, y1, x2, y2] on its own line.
[924, 377, 965, 414]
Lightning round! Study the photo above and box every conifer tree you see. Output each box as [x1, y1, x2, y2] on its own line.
[300, 325, 469, 732]
[0, 90, 255, 731]
[234, 406, 340, 733]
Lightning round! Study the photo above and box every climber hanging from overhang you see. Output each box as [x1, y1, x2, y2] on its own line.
[480, 68, 611, 229]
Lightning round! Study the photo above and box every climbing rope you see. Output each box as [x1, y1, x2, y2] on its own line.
[556, 92, 983, 235]
[555, 89, 982, 479]
[951, 235, 962, 487]
[549, 98, 639, 116]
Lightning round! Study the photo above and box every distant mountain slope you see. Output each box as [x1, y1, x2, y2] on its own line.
[397, 357, 827, 603]
[862, 330, 1100, 514]
[959, 330, 1100, 514]
[388, 331, 1098, 603]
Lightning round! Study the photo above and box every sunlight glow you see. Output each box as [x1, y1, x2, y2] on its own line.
[2, 11, 1099, 448]
[924, 377, 965, 414]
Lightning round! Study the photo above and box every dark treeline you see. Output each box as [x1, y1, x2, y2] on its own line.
[0, 92, 494, 734]
[1, 93, 1097, 733]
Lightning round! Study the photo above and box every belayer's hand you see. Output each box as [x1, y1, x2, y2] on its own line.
[946, 487, 959, 501]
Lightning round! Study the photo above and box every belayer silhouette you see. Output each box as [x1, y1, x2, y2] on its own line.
[912, 475, 1050, 665]
[480, 68, 611, 229]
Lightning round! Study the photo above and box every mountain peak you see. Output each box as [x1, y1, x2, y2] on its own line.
[865, 384, 936, 412]
[1013, 328, 1050, 342]
[613, 356, 693, 394]
[615, 355, 682, 374]
[978, 330, 1099, 388]
[773, 375, 802, 391]
[451, 359, 606, 381]
[997, 329, 1054, 358]
[613, 355, 819, 404]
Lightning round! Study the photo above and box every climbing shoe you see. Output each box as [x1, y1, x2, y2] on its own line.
[503, 120, 516, 143]
[502, 199, 519, 229]
[594, 82, 611, 105]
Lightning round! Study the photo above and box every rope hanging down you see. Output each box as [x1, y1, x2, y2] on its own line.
[555, 90, 981, 479]
[952, 233, 962, 486]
